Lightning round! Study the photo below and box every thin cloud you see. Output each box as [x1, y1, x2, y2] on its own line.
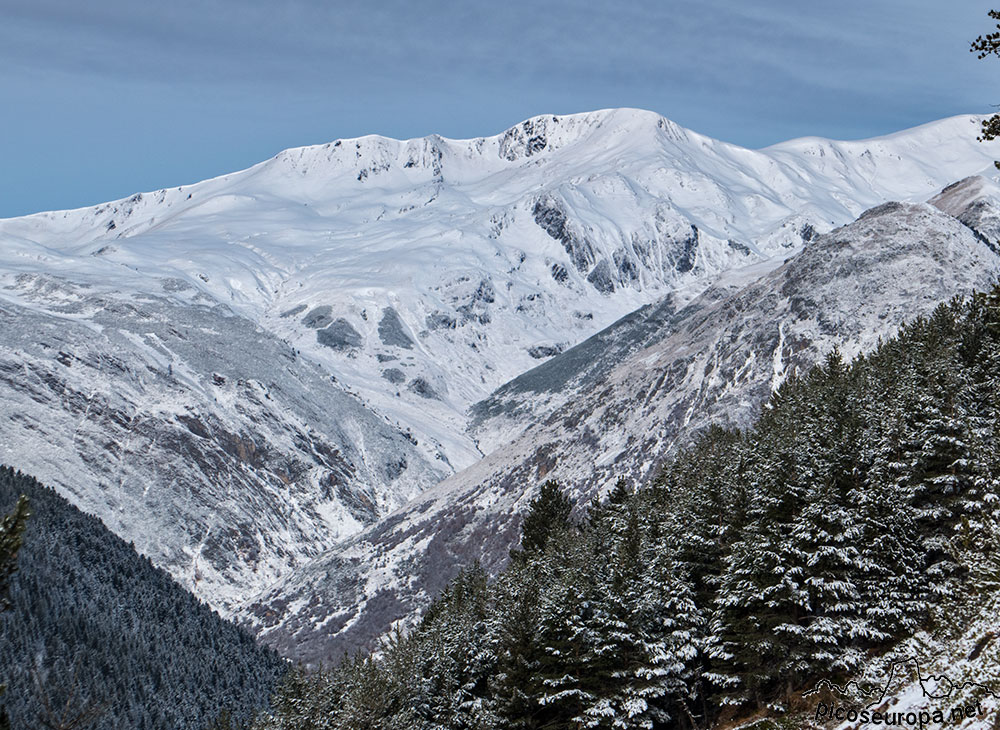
[0, 0, 996, 216]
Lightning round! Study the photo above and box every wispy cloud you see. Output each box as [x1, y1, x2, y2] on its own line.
[0, 0, 996, 216]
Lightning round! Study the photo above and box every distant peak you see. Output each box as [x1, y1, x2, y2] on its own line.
[856, 200, 919, 222]
[257, 108, 694, 174]
[494, 108, 690, 161]
[766, 114, 985, 152]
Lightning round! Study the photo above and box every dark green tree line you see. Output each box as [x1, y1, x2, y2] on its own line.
[0, 492, 29, 730]
[0, 467, 286, 729]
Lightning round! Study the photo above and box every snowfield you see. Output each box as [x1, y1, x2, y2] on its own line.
[1, 109, 999, 619]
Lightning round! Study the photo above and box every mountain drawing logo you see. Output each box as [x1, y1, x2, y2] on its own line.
[803, 654, 1000, 710]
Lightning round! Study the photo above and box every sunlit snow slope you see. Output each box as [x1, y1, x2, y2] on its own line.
[1, 109, 999, 612]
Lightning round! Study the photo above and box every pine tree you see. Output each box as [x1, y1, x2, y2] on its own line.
[782, 351, 871, 678]
[971, 9, 1000, 164]
[0, 467, 284, 730]
[707, 378, 813, 708]
[658, 425, 747, 609]
[487, 563, 545, 729]
[592, 499, 704, 729]
[514, 481, 573, 558]
[0, 494, 29, 610]
[413, 563, 493, 729]
[890, 305, 979, 583]
[533, 526, 598, 728]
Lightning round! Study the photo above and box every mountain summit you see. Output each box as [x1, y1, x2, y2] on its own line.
[0, 110, 998, 614]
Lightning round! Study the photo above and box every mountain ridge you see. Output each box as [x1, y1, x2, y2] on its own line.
[2, 110, 999, 617]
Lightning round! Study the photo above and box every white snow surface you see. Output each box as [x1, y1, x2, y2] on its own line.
[3, 110, 999, 464]
[3, 108, 1000, 614]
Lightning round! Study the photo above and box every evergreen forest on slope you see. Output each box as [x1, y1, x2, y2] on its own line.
[252, 287, 1000, 729]
[0, 467, 287, 730]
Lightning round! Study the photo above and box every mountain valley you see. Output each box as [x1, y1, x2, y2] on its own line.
[1, 110, 999, 666]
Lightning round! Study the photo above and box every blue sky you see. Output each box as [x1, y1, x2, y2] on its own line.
[1, 1, 997, 217]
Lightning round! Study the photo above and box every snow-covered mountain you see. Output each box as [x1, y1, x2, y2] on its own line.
[0, 281, 446, 611]
[238, 185, 1000, 663]
[2, 109, 999, 614]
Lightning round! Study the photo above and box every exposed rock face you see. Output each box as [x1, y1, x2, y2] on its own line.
[301, 305, 333, 328]
[317, 318, 363, 350]
[498, 117, 552, 161]
[532, 196, 597, 274]
[378, 308, 414, 349]
[381, 368, 406, 384]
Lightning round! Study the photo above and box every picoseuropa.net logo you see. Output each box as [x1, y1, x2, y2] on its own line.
[812, 703, 985, 727]
[803, 655, 998, 727]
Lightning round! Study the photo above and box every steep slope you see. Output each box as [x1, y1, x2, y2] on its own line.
[807, 595, 1000, 729]
[0, 278, 444, 611]
[0, 467, 286, 729]
[2, 110, 999, 613]
[239, 193, 1000, 664]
